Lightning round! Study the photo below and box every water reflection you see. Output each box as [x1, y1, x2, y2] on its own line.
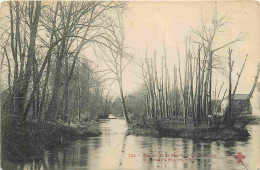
[3, 119, 260, 170]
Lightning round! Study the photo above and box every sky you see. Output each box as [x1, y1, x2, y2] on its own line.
[0, 1, 259, 100]
[103, 1, 260, 98]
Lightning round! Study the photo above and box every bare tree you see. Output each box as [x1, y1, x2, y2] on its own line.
[1, 1, 125, 124]
[192, 10, 246, 119]
[95, 10, 132, 125]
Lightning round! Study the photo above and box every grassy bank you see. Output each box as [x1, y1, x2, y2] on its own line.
[128, 117, 252, 141]
[158, 126, 249, 141]
[1, 115, 101, 162]
[246, 116, 260, 125]
[128, 126, 160, 137]
[129, 125, 250, 141]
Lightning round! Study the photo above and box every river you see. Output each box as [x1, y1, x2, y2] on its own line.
[3, 118, 260, 170]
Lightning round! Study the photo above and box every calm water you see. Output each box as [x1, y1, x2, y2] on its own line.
[3, 118, 260, 170]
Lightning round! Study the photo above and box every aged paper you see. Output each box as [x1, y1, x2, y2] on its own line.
[0, 1, 259, 170]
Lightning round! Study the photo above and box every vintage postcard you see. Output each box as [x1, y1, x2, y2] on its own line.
[0, 1, 259, 170]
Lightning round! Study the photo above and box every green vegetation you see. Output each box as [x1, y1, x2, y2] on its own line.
[1, 115, 101, 162]
[128, 117, 251, 141]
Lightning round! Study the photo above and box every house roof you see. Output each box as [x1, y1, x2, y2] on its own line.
[257, 82, 260, 92]
[229, 94, 249, 100]
[212, 94, 249, 101]
[234, 94, 248, 100]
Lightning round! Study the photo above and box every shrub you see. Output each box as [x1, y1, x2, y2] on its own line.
[1, 115, 101, 162]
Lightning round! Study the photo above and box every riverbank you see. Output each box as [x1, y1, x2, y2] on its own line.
[158, 126, 249, 141]
[129, 125, 250, 141]
[1, 115, 101, 162]
[128, 116, 256, 141]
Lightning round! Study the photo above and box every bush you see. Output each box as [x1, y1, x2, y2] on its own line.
[1, 115, 46, 161]
[1, 115, 101, 162]
[235, 115, 259, 127]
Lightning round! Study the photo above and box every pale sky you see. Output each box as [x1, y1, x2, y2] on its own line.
[105, 1, 260, 98]
[0, 1, 259, 99]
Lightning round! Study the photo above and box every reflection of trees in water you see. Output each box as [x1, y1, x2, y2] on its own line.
[38, 138, 102, 169]
[192, 141, 212, 170]
[21, 147, 68, 169]
[62, 149, 67, 168]
[33, 159, 42, 170]
[157, 138, 163, 168]
[41, 157, 48, 170]
[137, 138, 212, 170]
[193, 142, 202, 169]
[203, 142, 212, 170]
[138, 136, 161, 169]
[79, 147, 88, 166]
[223, 140, 237, 156]
[118, 134, 128, 168]
[48, 152, 61, 169]
[170, 138, 178, 169]
[182, 139, 189, 169]
[215, 141, 221, 151]
[82, 138, 101, 168]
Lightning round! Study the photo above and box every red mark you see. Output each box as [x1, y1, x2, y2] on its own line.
[234, 152, 245, 163]
[129, 154, 136, 158]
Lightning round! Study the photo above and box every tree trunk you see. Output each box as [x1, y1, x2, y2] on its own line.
[21, 1, 41, 123]
[119, 79, 130, 125]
